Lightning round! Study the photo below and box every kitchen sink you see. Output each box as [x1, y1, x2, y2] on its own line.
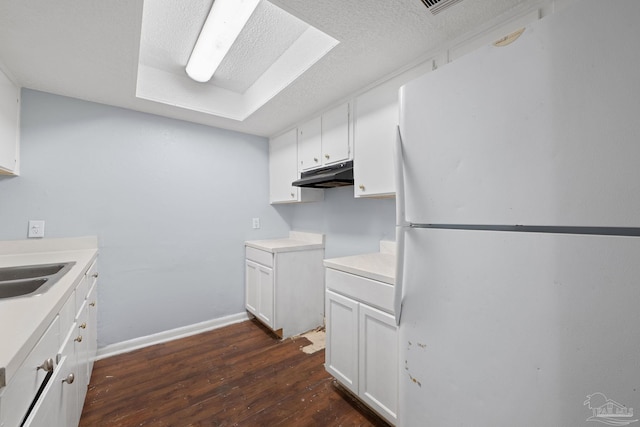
[0, 278, 49, 298]
[0, 263, 68, 281]
[0, 262, 75, 299]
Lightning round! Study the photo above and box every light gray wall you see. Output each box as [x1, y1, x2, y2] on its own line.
[0, 90, 292, 346]
[0, 90, 396, 348]
[284, 187, 396, 259]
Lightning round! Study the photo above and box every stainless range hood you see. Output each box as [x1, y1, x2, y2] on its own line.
[292, 160, 354, 188]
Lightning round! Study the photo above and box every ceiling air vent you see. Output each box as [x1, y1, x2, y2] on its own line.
[421, 0, 464, 15]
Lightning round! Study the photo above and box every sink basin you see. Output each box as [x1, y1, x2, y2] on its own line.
[0, 278, 48, 298]
[0, 263, 67, 281]
[0, 262, 75, 299]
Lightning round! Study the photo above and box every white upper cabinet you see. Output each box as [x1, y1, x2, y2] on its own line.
[298, 116, 322, 171]
[299, 102, 351, 172]
[353, 83, 398, 198]
[270, 129, 300, 203]
[320, 102, 350, 166]
[0, 68, 20, 175]
[269, 128, 323, 204]
[352, 61, 432, 199]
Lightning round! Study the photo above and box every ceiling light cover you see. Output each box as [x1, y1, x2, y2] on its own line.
[186, 0, 261, 83]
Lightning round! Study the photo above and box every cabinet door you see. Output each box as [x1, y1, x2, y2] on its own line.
[22, 358, 66, 427]
[0, 68, 19, 175]
[74, 301, 90, 410]
[358, 304, 398, 424]
[298, 116, 321, 171]
[245, 260, 260, 315]
[245, 260, 275, 329]
[86, 281, 98, 377]
[353, 85, 397, 198]
[325, 290, 359, 395]
[59, 324, 80, 427]
[321, 102, 350, 165]
[256, 264, 274, 329]
[24, 326, 79, 427]
[269, 129, 299, 203]
[0, 318, 59, 427]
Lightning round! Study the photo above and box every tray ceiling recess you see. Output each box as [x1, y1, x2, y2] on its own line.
[136, 0, 339, 121]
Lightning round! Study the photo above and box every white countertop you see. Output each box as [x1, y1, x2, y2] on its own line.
[245, 231, 325, 253]
[0, 236, 98, 389]
[323, 241, 396, 285]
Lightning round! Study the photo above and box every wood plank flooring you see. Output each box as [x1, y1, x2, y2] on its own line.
[80, 319, 391, 426]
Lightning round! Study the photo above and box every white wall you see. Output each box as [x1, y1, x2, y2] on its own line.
[0, 90, 396, 348]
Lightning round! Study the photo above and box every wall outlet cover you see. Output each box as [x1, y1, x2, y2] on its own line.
[28, 220, 45, 238]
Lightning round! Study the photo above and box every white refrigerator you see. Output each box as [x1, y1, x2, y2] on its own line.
[394, 1, 640, 426]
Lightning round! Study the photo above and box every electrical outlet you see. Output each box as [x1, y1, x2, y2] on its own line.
[252, 218, 260, 229]
[28, 220, 45, 238]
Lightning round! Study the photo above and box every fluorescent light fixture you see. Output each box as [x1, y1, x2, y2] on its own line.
[186, 0, 261, 83]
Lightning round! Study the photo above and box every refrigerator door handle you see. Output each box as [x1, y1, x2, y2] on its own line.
[394, 126, 406, 325]
[395, 126, 408, 227]
[394, 225, 405, 325]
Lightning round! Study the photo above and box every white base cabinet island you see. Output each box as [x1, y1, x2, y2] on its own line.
[245, 232, 325, 339]
[0, 237, 98, 427]
[324, 241, 398, 426]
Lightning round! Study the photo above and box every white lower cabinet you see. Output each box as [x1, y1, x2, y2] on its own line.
[24, 328, 78, 427]
[245, 241, 325, 339]
[58, 325, 81, 427]
[0, 318, 59, 427]
[326, 287, 398, 425]
[11, 257, 98, 427]
[358, 303, 398, 422]
[73, 300, 90, 408]
[325, 291, 359, 394]
[85, 281, 98, 376]
[245, 259, 275, 329]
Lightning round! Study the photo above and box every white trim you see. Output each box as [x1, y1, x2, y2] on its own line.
[96, 312, 251, 360]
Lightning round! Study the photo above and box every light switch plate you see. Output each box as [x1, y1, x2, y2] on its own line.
[28, 220, 45, 238]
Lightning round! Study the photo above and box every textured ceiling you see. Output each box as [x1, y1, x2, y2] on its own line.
[0, 0, 550, 137]
[136, 0, 338, 121]
[212, 2, 310, 93]
[140, 0, 313, 94]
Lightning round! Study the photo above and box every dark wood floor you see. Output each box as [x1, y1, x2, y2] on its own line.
[80, 319, 391, 426]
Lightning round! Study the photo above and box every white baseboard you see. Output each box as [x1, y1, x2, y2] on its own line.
[96, 312, 251, 360]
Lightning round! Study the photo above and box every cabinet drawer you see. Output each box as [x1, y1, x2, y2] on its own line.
[74, 275, 88, 318]
[325, 268, 394, 314]
[58, 290, 76, 345]
[85, 259, 98, 290]
[74, 259, 97, 316]
[245, 246, 273, 267]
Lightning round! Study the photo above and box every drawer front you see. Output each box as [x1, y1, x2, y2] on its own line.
[0, 316, 59, 427]
[86, 259, 98, 290]
[74, 275, 88, 319]
[58, 290, 76, 346]
[245, 246, 273, 267]
[74, 258, 97, 317]
[325, 268, 394, 314]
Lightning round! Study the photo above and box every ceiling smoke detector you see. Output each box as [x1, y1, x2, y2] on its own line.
[420, 0, 464, 15]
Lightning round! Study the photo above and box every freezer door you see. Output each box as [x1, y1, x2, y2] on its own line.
[398, 227, 640, 426]
[398, 0, 640, 227]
